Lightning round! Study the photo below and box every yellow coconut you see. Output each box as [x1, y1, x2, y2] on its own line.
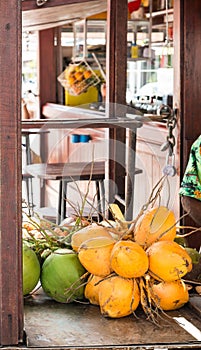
[98, 275, 140, 318]
[84, 274, 103, 305]
[110, 240, 149, 278]
[71, 224, 113, 252]
[78, 236, 115, 277]
[152, 279, 189, 310]
[134, 206, 176, 248]
[147, 240, 192, 282]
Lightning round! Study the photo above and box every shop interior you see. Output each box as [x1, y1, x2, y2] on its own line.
[21, 1, 178, 223]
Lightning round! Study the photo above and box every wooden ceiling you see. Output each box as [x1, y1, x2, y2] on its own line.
[22, 0, 107, 31]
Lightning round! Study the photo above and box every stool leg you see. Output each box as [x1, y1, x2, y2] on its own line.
[95, 181, 101, 215]
[29, 176, 34, 216]
[57, 181, 63, 224]
[25, 178, 31, 216]
[99, 179, 105, 215]
[23, 176, 34, 216]
[58, 180, 67, 224]
[61, 180, 67, 223]
[96, 180, 105, 221]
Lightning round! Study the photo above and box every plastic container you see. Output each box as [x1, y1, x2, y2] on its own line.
[79, 134, 91, 143]
[71, 134, 80, 143]
[71, 134, 91, 143]
[131, 43, 139, 58]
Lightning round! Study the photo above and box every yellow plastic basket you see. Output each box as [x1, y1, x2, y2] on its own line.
[57, 60, 100, 96]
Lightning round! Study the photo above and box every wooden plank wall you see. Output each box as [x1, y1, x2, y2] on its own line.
[0, 0, 23, 345]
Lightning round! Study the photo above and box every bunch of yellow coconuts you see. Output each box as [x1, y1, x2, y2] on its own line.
[72, 206, 192, 319]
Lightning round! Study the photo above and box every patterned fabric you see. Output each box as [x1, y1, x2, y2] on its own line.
[179, 135, 201, 200]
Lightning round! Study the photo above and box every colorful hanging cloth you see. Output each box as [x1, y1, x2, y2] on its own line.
[179, 135, 201, 200]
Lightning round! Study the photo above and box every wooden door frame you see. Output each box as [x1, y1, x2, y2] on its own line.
[0, 0, 24, 345]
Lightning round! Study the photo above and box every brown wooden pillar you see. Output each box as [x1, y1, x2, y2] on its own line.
[176, 0, 201, 249]
[0, 0, 24, 345]
[39, 28, 57, 115]
[39, 28, 59, 206]
[106, 0, 128, 215]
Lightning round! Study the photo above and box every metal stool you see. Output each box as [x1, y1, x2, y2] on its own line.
[58, 164, 105, 224]
[26, 161, 106, 224]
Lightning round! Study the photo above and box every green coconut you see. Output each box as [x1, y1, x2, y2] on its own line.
[23, 243, 40, 296]
[185, 247, 201, 264]
[41, 248, 86, 303]
[184, 247, 201, 281]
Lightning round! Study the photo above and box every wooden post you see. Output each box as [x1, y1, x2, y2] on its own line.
[178, 0, 201, 170]
[106, 0, 128, 214]
[39, 28, 58, 206]
[0, 0, 23, 345]
[39, 28, 57, 117]
[177, 0, 201, 249]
